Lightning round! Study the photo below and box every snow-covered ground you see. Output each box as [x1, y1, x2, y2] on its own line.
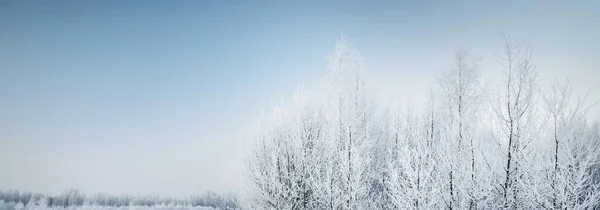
[0, 202, 216, 210]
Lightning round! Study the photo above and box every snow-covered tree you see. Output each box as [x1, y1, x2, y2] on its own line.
[490, 36, 541, 208]
[244, 34, 599, 210]
[384, 105, 445, 209]
[246, 35, 375, 209]
[540, 80, 600, 209]
[322, 35, 373, 210]
[437, 51, 484, 209]
[245, 87, 326, 209]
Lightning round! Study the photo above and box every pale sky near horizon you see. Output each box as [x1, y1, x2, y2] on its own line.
[1, 0, 599, 198]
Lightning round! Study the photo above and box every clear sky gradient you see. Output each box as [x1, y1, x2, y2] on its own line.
[1, 0, 598, 197]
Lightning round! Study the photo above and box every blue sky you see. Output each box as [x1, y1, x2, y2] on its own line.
[1, 0, 598, 197]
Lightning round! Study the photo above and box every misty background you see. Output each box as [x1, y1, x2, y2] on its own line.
[1, 0, 599, 198]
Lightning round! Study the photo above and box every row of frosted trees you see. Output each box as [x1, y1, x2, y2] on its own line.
[245, 36, 600, 209]
[0, 189, 238, 209]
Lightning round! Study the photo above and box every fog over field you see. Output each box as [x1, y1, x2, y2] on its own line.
[1, 0, 599, 209]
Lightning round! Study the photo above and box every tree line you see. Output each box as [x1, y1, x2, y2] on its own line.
[0, 189, 238, 209]
[245, 35, 600, 209]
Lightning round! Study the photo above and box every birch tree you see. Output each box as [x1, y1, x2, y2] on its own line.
[438, 51, 483, 209]
[246, 35, 374, 209]
[385, 106, 445, 209]
[321, 35, 372, 210]
[492, 36, 540, 208]
[541, 80, 600, 209]
[246, 87, 326, 209]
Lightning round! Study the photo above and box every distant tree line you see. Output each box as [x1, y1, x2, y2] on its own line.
[0, 189, 238, 209]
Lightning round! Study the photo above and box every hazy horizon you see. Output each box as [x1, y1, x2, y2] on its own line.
[1, 0, 599, 198]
